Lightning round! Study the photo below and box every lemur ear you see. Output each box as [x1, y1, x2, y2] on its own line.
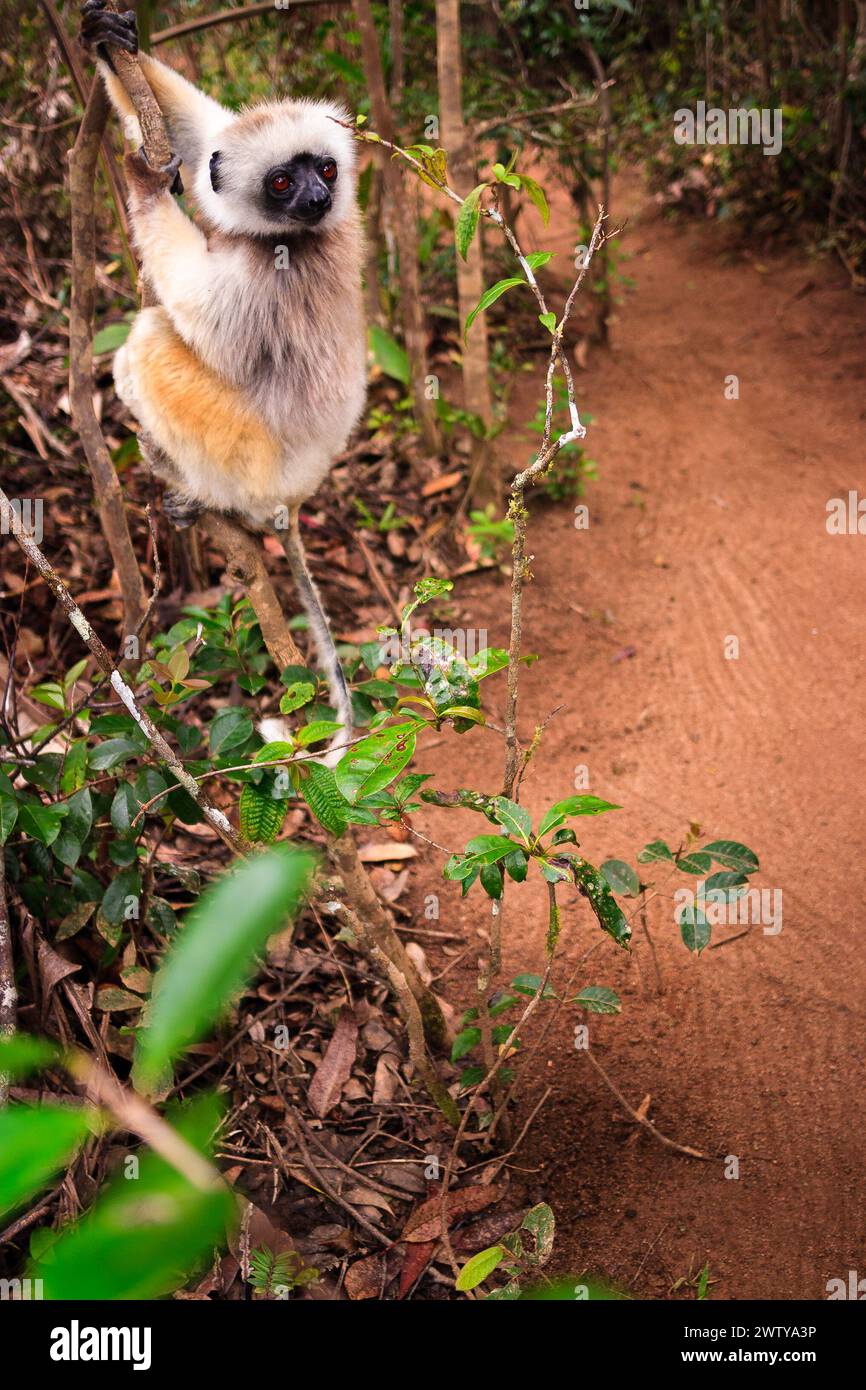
[209, 151, 222, 192]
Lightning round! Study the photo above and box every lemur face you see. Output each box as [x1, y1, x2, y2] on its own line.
[197, 101, 355, 239]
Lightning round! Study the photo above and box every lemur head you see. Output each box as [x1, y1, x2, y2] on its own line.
[195, 100, 356, 238]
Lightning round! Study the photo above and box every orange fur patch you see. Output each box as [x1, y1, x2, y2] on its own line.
[132, 310, 281, 501]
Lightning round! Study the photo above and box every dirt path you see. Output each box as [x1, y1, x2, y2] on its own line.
[412, 173, 866, 1300]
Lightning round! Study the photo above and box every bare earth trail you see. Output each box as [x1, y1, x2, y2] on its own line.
[411, 174, 866, 1300]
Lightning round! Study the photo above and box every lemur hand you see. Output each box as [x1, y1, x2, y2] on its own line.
[124, 149, 184, 199]
[80, 2, 138, 71]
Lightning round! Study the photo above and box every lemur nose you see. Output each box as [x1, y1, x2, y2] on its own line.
[303, 189, 331, 214]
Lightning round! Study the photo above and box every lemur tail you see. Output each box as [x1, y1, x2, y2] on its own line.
[259, 512, 352, 769]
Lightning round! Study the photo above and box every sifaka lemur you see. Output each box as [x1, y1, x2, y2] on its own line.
[80, 1, 366, 744]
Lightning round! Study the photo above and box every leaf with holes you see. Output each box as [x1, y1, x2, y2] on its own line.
[703, 840, 759, 875]
[601, 859, 640, 896]
[571, 986, 621, 1014]
[334, 723, 418, 804]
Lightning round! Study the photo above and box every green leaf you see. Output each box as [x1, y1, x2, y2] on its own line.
[675, 851, 712, 875]
[60, 739, 88, 793]
[539, 312, 557, 334]
[464, 833, 519, 863]
[480, 862, 503, 899]
[30, 681, 66, 712]
[279, 680, 316, 715]
[92, 321, 131, 354]
[503, 847, 528, 882]
[101, 867, 141, 927]
[521, 1202, 555, 1264]
[511, 973, 557, 999]
[300, 762, 349, 836]
[456, 1244, 507, 1292]
[451, 1027, 481, 1063]
[134, 846, 315, 1089]
[600, 859, 640, 897]
[456, 182, 487, 260]
[524, 251, 553, 270]
[52, 788, 93, 868]
[31, 1095, 234, 1300]
[704, 870, 748, 891]
[492, 796, 532, 845]
[0, 1034, 60, 1080]
[466, 647, 508, 680]
[88, 738, 143, 772]
[572, 986, 621, 1015]
[0, 1104, 92, 1217]
[464, 277, 525, 340]
[334, 723, 417, 804]
[679, 906, 711, 954]
[637, 839, 674, 864]
[239, 783, 287, 844]
[110, 782, 139, 836]
[0, 792, 18, 845]
[296, 720, 342, 747]
[369, 323, 410, 384]
[18, 801, 66, 847]
[209, 707, 254, 757]
[404, 635, 481, 727]
[572, 860, 632, 948]
[519, 175, 550, 225]
[702, 840, 759, 875]
[398, 577, 453, 630]
[440, 704, 486, 727]
[538, 795, 620, 837]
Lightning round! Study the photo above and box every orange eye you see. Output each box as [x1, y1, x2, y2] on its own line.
[321, 160, 337, 182]
[269, 172, 291, 194]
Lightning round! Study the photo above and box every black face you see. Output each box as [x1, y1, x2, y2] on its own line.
[262, 154, 337, 224]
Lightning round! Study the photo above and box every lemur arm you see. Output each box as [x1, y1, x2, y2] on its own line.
[99, 53, 228, 174]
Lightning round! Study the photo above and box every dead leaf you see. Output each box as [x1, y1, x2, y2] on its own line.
[308, 1007, 359, 1118]
[344, 1249, 401, 1300]
[357, 841, 417, 864]
[405, 941, 432, 985]
[37, 938, 80, 1018]
[402, 1183, 506, 1243]
[454, 1207, 527, 1252]
[372, 1054, 400, 1104]
[421, 470, 462, 498]
[398, 1239, 436, 1298]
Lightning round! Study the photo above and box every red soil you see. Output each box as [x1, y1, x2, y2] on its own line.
[411, 173, 866, 1300]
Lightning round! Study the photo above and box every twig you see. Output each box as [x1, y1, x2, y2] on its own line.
[582, 1049, 712, 1161]
[151, 1, 341, 47]
[67, 1049, 223, 1191]
[266, 1112, 391, 1247]
[0, 851, 16, 1106]
[68, 76, 147, 634]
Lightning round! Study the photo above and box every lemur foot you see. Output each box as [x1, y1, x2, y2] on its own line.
[124, 148, 184, 198]
[80, 2, 138, 71]
[163, 491, 203, 530]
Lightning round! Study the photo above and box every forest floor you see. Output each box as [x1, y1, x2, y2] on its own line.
[409, 170, 866, 1300]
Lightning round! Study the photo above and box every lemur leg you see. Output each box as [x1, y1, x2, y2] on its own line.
[115, 306, 282, 520]
[137, 434, 203, 529]
[278, 508, 353, 753]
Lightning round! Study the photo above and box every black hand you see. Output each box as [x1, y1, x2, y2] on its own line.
[80, 2, 138, 70]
